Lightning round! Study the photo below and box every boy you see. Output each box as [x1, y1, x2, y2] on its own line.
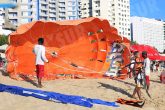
[33, 38, 49, 88]
[142, 51, 151, 92]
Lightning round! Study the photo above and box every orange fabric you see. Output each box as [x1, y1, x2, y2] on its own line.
[135, 58, 143, 71]
[6, 17, 131, 80]
[116, 98, 144, 104]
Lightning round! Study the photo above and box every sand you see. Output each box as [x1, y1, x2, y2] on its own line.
[0, 69, 165, 110]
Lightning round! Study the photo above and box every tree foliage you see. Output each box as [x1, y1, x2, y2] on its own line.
[0, 35, 8, 46]
[131, 40, 138, 45]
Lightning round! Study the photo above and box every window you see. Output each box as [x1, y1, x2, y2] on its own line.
[72, 1, 76, 5]
[61, 12, 65, 15]
[72, 6, 76, 10]
[21, 12, 28, 16]
[11, 0, 17, 3]
[9, 12, 17, 17]
[10, 19, 17, 25]
[95, 10, 100, 16]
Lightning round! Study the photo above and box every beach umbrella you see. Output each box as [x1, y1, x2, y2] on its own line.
[130, 44, 164, 61]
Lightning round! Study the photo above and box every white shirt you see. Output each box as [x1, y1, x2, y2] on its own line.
[130, 59, 135, 69]
[144, 58, 151, 76]
[33, 44, 48, 65]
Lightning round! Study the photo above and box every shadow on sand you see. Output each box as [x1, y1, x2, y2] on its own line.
[114, 79, 135, 87]
[0, 69, 9, 76]
[98, 82, 132, 98]
[0, 69, 38, 87]
[19, 74, 38, 87]
[150, 79, 161, 84]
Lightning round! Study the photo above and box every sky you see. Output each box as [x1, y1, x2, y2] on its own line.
[131, 0, 165, 20]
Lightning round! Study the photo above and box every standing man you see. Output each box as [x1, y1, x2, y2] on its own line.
[33, 38, 48, 88]
[142, 51, 151, 94]
[132, 51, 143, 100]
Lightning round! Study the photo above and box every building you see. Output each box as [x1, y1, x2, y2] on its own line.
[0, 8, 11, 35]
[81, 0, 131, 39]
[163, 21, 165, 53]
[55, 0, 81, 20]
[3, 0, 81, 27]
[131, 16, 165, 53]
[81, 0, 92, 18]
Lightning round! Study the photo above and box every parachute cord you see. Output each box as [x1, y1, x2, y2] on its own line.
[48, 62, 105, 74]
[29, 45, 99, 73]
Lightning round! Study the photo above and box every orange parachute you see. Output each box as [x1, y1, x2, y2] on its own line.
[6, 17, 131, 80]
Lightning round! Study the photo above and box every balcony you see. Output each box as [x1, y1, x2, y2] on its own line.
[20, 2, 33, 5]
[49, 9, 56, 13]
[49, 1, 56, 3]
[59, 9, 65, 12]
[8, 16, 17, 19]
[8, 9, 18, 12]
[59, 0, 65, 3]
[41, 7, 49, 11]
[49, 4, 56, 8]
[2, 18, 17, 30]
[40, 12, 49, 17]
[59, 14, 66, 18]
[40, 1, 48, 5]
[49, 14, 56, 17]
[59, 3, 65, 8]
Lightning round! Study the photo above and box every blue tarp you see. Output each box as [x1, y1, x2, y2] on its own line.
[0, 83, 118, 108]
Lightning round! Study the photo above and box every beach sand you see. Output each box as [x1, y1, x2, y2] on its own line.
[0, 70, 164, 110]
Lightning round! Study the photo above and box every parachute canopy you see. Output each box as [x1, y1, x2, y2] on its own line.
[6, 17, 131, 80]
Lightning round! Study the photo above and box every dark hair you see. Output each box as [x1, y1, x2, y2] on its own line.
[133, 51, 139, 56]
[38, 38, 44, 45]
[142, 51, 147, 56]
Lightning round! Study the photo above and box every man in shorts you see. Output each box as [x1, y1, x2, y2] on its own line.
[142, 51, 151, 93]
[33, 38, 49, 88]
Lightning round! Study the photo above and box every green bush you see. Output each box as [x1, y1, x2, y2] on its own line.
[131, 40, 138, 45]
[0, 35, 8, 46]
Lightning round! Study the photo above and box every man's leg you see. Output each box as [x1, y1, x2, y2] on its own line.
[36, 65, 44, 88]
[38, 78, 43, 88]
[132, 86, 137, 98]
[145, 75, 151, 98]
[137, 87, 142, 100]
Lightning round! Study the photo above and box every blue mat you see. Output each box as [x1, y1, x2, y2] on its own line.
[0, 83, 119, 108]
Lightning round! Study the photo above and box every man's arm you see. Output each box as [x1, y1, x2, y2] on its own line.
[122, 61, 143, 69]
[32, 46, 35, 54]
[32, 49, 35, 54]
[41, 47, 48, 63]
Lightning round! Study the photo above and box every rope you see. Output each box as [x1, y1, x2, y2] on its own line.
[29, 45, 101, 73]
[49, 62, 104, 74]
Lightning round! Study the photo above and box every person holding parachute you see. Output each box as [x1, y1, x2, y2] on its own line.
[33, 38, 57, 88]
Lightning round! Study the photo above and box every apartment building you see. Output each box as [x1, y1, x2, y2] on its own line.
[4, 0, 81, 27]
[131, 16, 165, 52]
[81, 0, 131, 39]
[0, 8, 11, 35]
[163, 21, 165, 52]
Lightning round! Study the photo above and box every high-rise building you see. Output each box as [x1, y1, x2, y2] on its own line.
[131, 16, 165, 53]
[81, 0, 131, 39]
[55, 0, 81, 21]
[163, 21, 165, 52]
[3, 0, 81, 27]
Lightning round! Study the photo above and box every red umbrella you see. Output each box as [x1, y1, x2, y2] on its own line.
[130, 44, 165, 61]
